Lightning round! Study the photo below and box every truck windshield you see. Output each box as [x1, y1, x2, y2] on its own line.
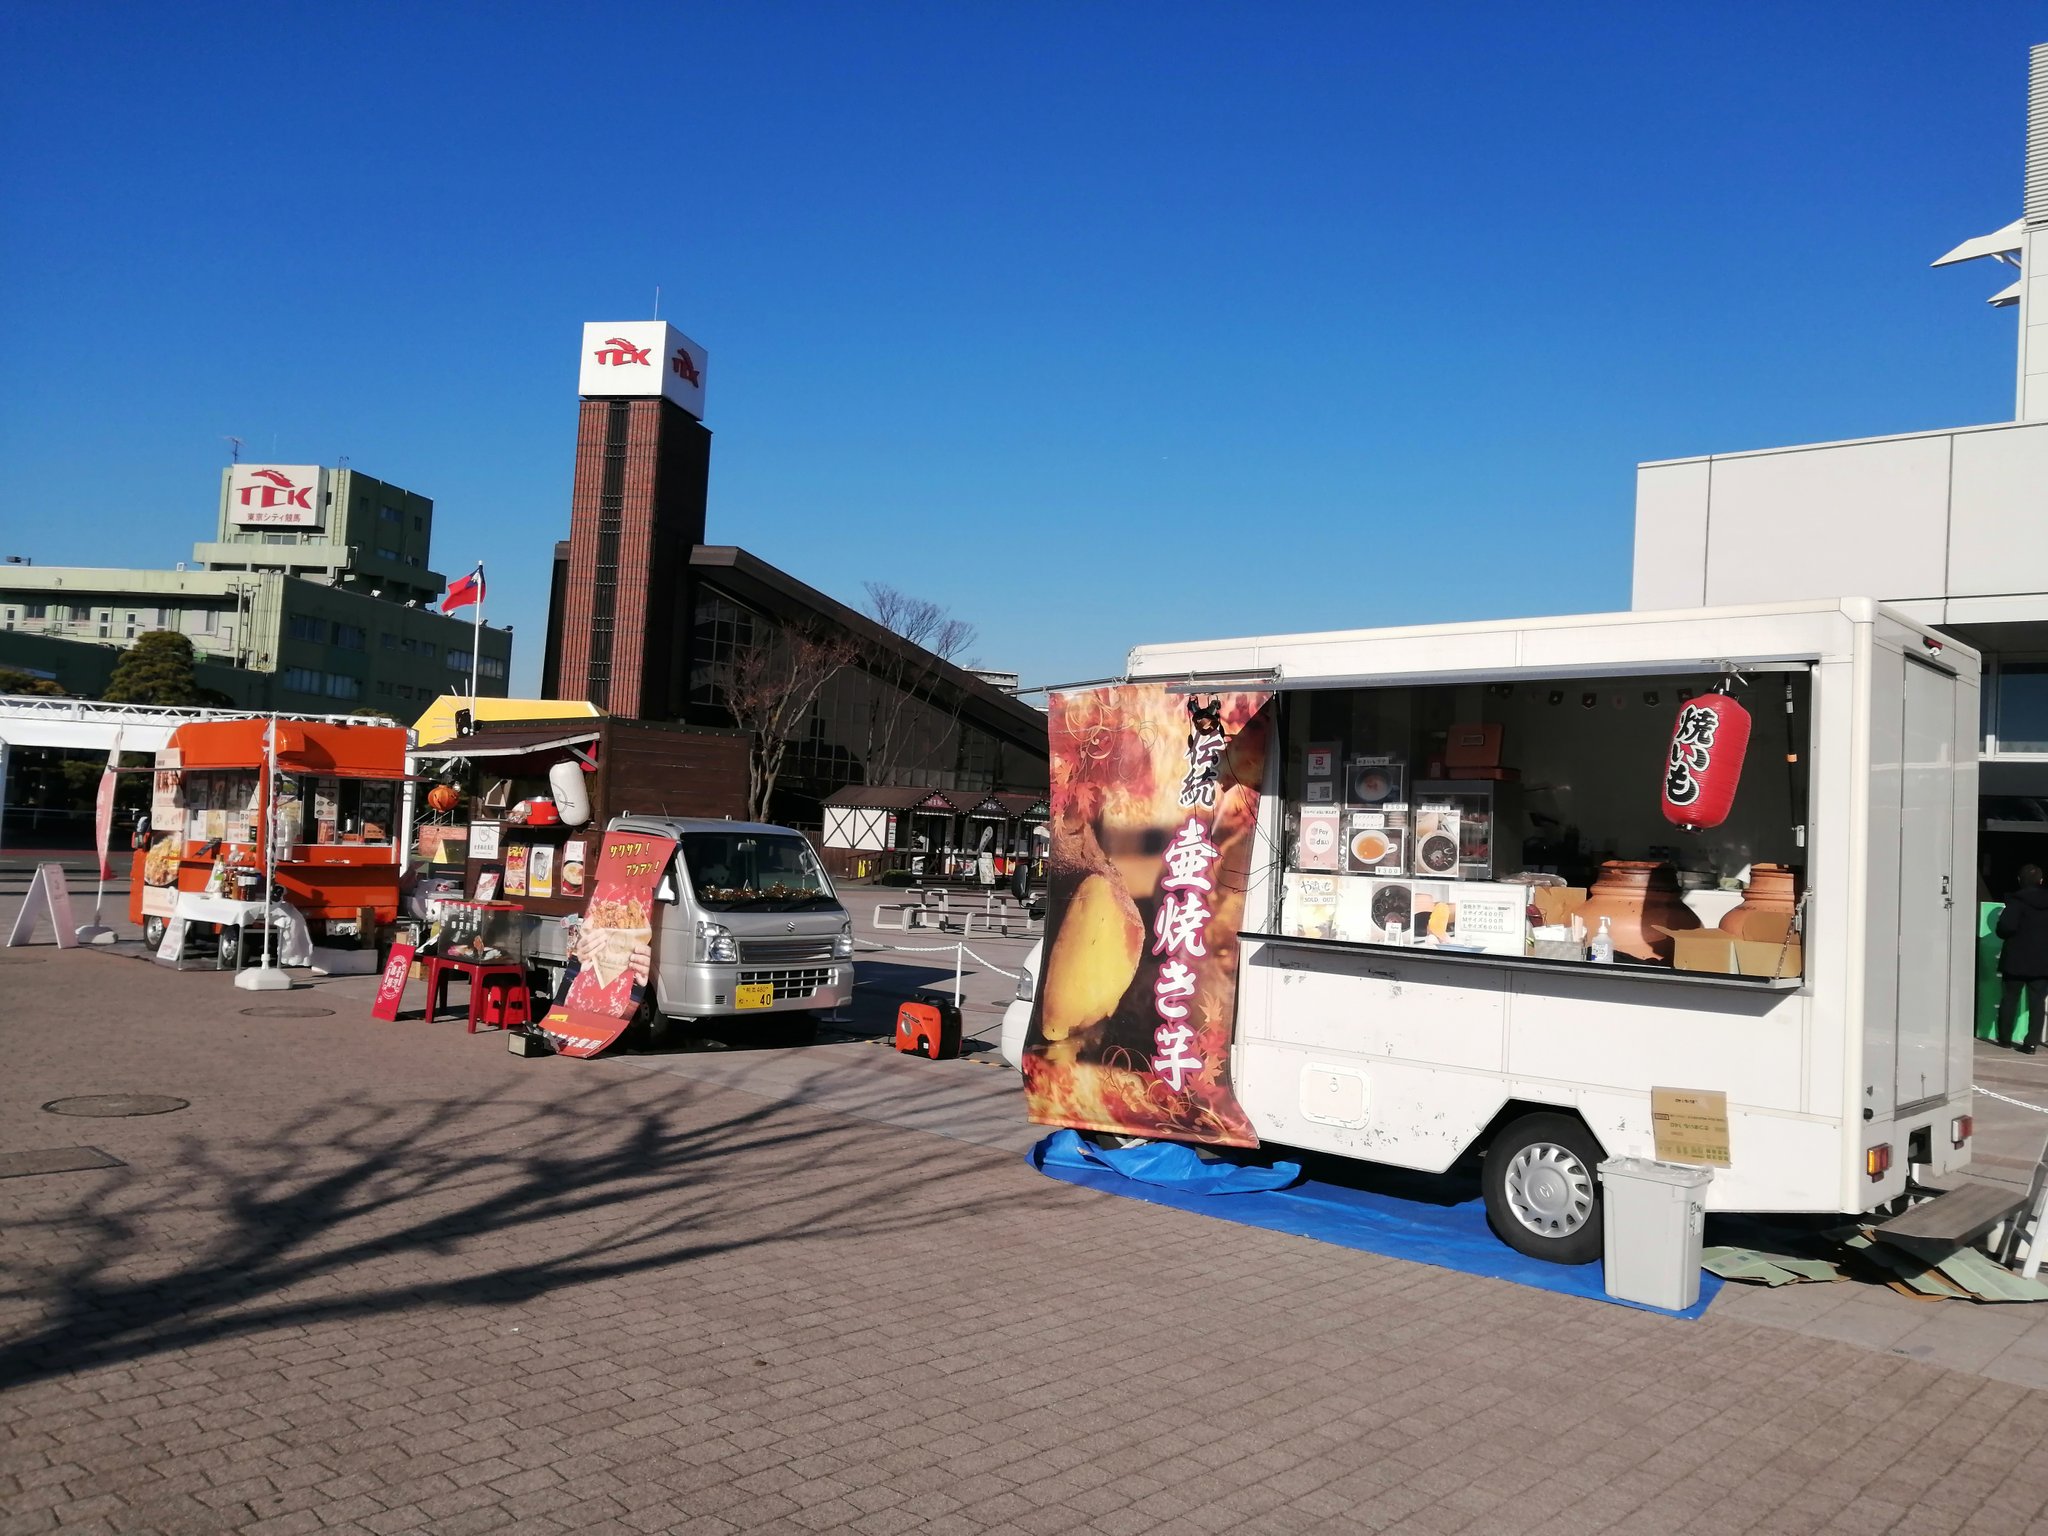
[680, 832, 836, 912]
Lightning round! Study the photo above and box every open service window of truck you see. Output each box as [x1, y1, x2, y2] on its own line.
[1021, 602, 1979, 1267]
[1264, 667, 1812, 983]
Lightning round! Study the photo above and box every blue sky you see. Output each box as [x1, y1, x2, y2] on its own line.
[1, 4, 2040, 695]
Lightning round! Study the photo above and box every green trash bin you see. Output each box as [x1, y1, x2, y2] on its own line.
[1979, 900, 2033, 1044]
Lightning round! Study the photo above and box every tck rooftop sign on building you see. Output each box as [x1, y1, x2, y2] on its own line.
[227, 465, 327, 528]
[577, 320, 708, 420]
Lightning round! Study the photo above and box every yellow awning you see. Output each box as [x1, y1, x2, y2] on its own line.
[411, 695, 604, 747]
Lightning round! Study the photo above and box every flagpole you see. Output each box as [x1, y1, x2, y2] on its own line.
[470, 564, 483, 704]
[262, 715, 276, 973]
[236, 715, 292, 990]
[76, 728, 121, 943]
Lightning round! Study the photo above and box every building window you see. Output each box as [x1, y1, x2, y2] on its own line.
[1995, 661, 2048, 754]
[24, 602, 45, 620]
[420, 641, 436, 659]
[325, 674, 362, 701]
[288, 614, 324, 642]
[376, 546, 401, 561]
[331, 622, 365, 650]
[413, 515, 424, 531]
[263, 532, 296, 545]
[380, 505, 401, 522]
[401, 637, 417, 653]
[381, 631, 396, 649]
[447, 650, 472, 672]
[283, 666, 322, 693]
[377, 680, 393, 696]
[407, 556, 421, 567]
[70, 605, 89, 622]
[481, 656, 506, 680]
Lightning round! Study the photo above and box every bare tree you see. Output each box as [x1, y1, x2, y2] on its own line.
[723, 622, 860, 822]
[860, 582, 979, 786]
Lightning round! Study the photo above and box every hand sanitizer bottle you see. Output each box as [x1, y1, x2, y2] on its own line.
[1589, 916, 1615, 964]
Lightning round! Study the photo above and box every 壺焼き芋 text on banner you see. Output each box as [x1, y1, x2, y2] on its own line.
[1022, 685, 1273, 1147]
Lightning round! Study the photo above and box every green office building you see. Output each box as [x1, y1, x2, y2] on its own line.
[0, 464, 512, 714]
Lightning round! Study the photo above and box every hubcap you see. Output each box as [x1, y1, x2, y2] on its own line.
[1504, 1141, 1595, 1237]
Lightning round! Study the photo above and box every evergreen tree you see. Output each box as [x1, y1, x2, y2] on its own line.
[102, 631, 208, 706]
[0, 667, 66, 697]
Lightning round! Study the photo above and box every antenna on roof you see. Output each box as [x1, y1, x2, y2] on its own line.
[223, 435, 242, 464]
[653, 285, 661, 320]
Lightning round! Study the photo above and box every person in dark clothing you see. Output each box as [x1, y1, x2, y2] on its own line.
[1996, 864, 2048, 1052]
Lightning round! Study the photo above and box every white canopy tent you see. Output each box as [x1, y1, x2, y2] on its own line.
[0, 694, 388, 851]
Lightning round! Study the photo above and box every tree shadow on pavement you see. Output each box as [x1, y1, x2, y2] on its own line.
[0, 1073, 1015, 1388]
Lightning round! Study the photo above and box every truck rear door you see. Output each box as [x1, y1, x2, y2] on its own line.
[1894, 654, 1956, 1110]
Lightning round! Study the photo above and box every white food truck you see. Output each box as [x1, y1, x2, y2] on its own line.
[1107, 599, 1978, 1263]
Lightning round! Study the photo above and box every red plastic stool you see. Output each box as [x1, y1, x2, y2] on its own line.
[476, 973, 533, 1033]
[422, 958, 527, 1032]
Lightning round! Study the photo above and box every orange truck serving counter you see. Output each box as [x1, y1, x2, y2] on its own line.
[130, 719, 409, 945]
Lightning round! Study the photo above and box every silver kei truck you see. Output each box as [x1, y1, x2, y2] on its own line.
[614, 815, 856, 1047]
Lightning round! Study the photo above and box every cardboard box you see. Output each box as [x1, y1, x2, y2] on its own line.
[1444, 723, 1503, 770]
[1658, 921, 1802, 979]
[1531, 886, 1588, 929]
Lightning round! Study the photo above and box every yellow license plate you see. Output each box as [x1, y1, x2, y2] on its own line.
[734, 983, 775, 1009]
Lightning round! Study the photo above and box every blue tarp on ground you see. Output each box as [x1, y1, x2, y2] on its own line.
[1028, 1129, 1720, 1319]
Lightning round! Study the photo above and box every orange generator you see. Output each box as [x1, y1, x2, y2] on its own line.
[894, 995, 962, 1060]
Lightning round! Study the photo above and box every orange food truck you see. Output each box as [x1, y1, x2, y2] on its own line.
[130, 718, 410, 954]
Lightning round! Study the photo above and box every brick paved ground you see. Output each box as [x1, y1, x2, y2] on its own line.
[8, 945, 2048, 1534]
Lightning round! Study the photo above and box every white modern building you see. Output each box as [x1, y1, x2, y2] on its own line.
[1633, 43, 2048, 890]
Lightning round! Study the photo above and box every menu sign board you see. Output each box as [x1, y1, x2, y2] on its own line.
[535, 832, 677, 1059]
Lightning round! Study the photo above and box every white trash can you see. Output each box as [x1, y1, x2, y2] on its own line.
[1599, 1157, 1713, 1311]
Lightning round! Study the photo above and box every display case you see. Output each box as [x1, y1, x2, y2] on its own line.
[431, 900, 525, 965]
[1271, 667, 1812, 979]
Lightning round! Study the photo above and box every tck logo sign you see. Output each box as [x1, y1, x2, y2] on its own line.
[238, 468, 313, 510]
[228, 465, 326, 528]
[578, 321, 708, 417]
[592, 336, 652, 367]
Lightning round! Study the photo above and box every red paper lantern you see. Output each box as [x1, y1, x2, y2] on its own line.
[1661, 691, 1751, 832]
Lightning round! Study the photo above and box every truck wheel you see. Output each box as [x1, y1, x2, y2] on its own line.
[143, 916, 166, 951]
[1482, 1112, 1605, 1265]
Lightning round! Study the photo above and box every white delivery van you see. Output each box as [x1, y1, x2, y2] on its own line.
[1116, 599, 1977, 1262]
[617, 815, 855, 1047]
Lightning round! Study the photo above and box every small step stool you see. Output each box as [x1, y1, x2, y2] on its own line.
[1875, 1180, 2025, 1258]
[476, 972, 533, 1034]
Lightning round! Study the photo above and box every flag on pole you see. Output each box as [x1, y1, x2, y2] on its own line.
[442, 565, 485, 614]
[93, 729, 123, 881]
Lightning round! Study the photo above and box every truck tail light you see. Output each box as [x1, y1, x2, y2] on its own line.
[1952, 1116, 1973, 1148]
[1866, 1144, 1892, 1182]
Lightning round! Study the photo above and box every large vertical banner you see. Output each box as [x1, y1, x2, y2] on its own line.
[1023, 685, 1273, 1147]
[537, 831, 677, 1059]
[140, 748, 186, 919]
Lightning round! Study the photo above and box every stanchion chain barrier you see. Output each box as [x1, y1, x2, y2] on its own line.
[850, 938, 1025, 978]
[1975, 1084, 2048, 1116]
[960, 946, 1024, 981]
